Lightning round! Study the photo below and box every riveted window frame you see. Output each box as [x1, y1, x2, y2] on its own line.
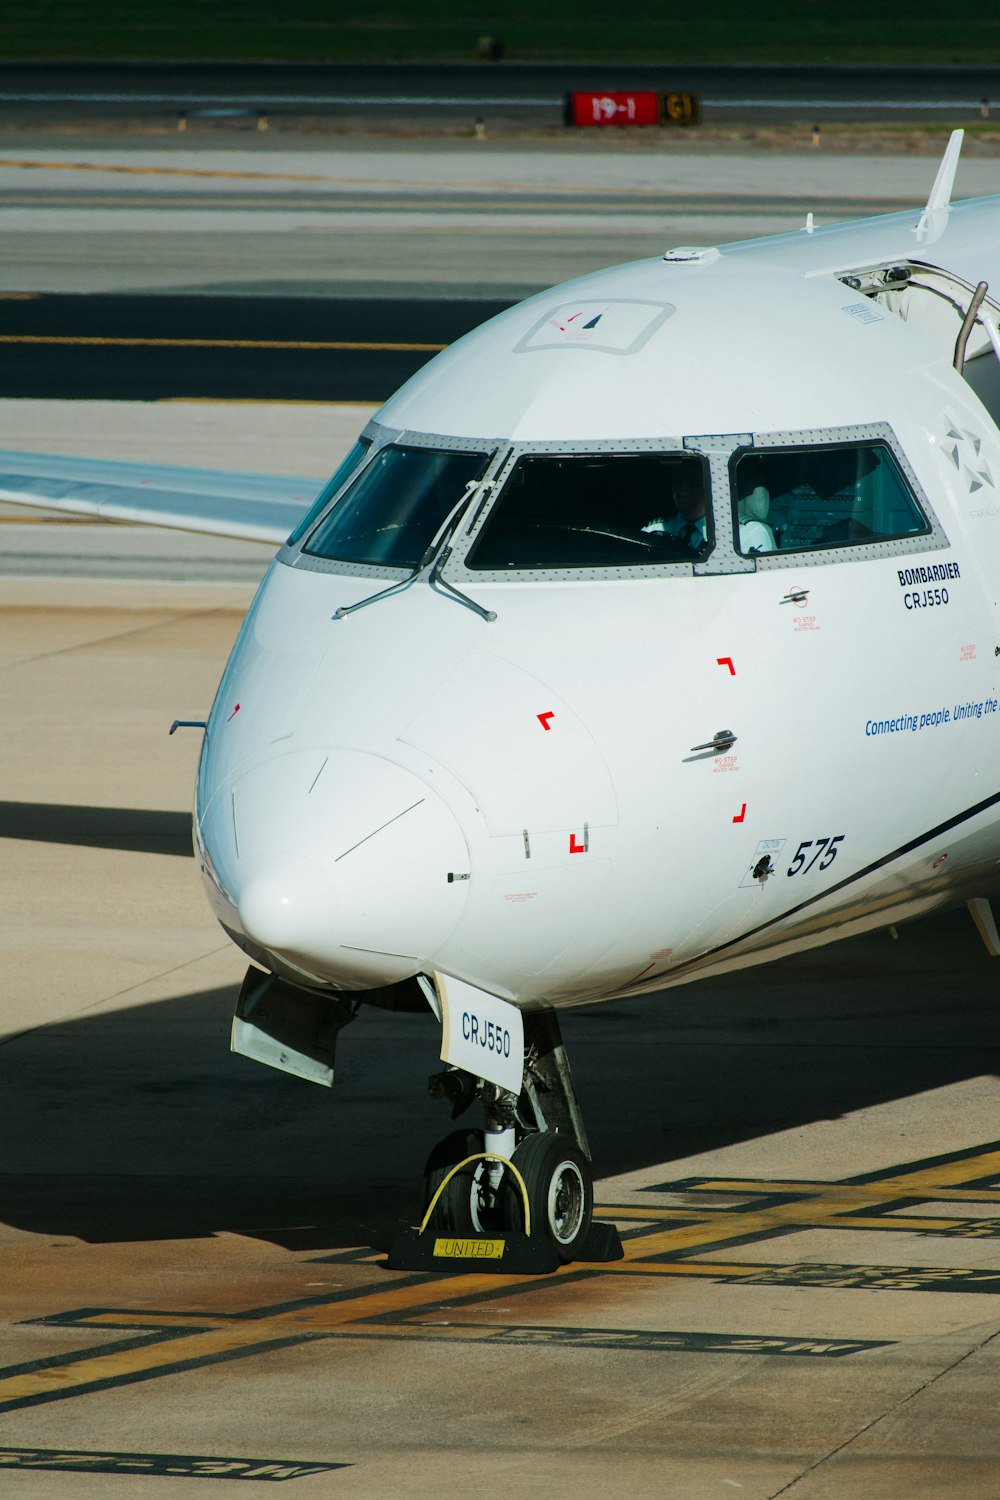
[728, 421, 949, 573]
[280, 422, 505, 580]
[446, 437, 725, 584]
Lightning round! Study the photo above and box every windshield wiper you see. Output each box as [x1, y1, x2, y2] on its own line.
[428, 536, 497, 622]
[333, 479, 497, 623]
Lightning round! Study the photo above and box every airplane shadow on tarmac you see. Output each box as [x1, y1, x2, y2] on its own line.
[2, 883, 999, 1252]
[0, 802, 193, 858]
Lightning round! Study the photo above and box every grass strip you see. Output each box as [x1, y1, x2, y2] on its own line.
[6, 0, 1000, 65]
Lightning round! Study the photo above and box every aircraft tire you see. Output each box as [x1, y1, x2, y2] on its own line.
[511, 1132, 593, 1261]
[422, 1128, 515, 1235]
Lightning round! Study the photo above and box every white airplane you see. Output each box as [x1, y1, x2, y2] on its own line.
[5, 130, 1000, 1264]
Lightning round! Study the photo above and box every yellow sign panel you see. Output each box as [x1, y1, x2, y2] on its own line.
[433, 1238, 506, 1260]
[663, 92, 701, 125]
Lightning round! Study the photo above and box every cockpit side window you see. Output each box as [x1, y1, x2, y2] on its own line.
[286, 438, 371, 547]
[731, 441, 929, 557]
[303, 444, 491, 569]
[465, 452, 712, 570]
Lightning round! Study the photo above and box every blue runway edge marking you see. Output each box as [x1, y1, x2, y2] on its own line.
[0, 1447, 348, 1481]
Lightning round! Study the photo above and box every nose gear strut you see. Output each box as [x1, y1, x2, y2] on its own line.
[388, 1006, 623, 1272]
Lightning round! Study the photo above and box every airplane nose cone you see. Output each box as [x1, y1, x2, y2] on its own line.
[236, 854, 333, 955]
[200, 748, 470, 987]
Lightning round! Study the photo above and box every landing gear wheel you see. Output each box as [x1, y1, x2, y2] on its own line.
[511, 1132, 593, 1261]
[422, 1128, 517, 1235]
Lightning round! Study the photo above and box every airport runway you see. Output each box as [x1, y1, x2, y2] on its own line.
[5, 130, 1000, 1496]
[4, 61, 1000, 127]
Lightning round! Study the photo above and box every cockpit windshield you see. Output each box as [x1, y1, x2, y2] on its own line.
[465, 452, 711, 569]
[286, 438, 370, 547]
[303, 444, 491, 569]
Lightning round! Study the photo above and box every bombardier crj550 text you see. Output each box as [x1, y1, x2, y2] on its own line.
[6, 132, 1000, 1260]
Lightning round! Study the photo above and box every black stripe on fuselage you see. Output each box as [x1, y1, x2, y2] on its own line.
[682, 786, 1000, 974]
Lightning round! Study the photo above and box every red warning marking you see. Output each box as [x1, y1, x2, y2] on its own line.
[537, 711, 555, 731]
[717, 657, 736, 676]
[732, 803, 747, 824]
[227, 703, 241, 722]
[569, 833, 587, 854]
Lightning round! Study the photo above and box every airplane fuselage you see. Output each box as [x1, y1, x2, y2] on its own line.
[194, 199, 1000, 1013]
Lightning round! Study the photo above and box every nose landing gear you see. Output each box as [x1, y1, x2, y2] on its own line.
[387, 1007, 622, 1273]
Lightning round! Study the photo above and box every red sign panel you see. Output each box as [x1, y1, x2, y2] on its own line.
[568, 91, 662, 127]
[566, 91, 700, 128]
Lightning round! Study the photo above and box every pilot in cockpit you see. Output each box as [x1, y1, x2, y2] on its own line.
[641, 466, 777, 556]
[734, 458, 778, 555]
[641, 467, 710, 553]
